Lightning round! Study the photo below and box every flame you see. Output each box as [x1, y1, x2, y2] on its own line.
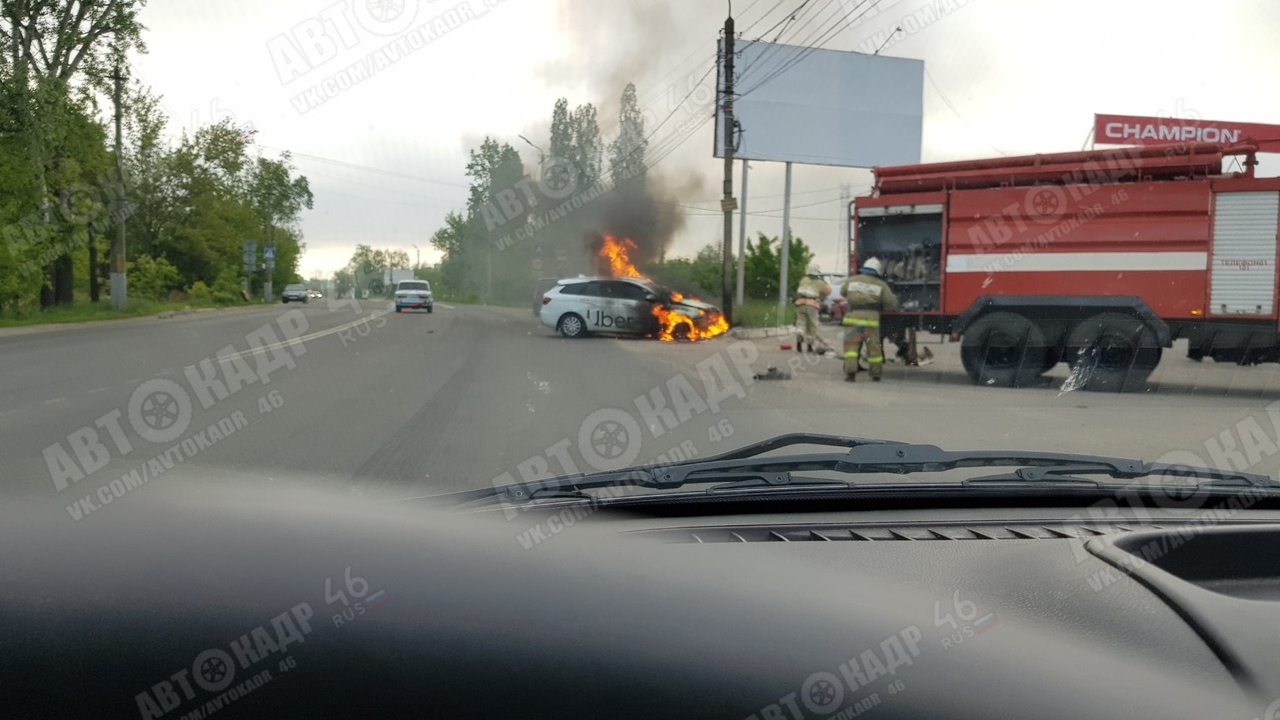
[595, 234, 729, 342]
[600, 235, 644, 278]
[652, 305, 730, 342]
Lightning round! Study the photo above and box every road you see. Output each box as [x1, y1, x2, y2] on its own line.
[5, 299, 1280, 525]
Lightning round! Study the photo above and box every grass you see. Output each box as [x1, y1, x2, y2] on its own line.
[732, 299, 798, 328]
[0, 296, 269, 329]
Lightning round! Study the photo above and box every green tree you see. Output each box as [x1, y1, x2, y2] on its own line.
[0, 0, 148, 307]
[570, 103, 602, 188]
[744, 233, 812, 300]
[608, 82, 646, 188]
[548, 98, 573, 167]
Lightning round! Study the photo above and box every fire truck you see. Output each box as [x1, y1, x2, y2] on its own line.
[851, 141, 1280, 391]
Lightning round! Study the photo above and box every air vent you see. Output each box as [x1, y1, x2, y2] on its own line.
[642, 520, 1196, 544]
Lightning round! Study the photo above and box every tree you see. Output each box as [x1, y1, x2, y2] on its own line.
[570, 103, 602, 189]
[385, 249, 410, 269]
[548, 98, 573, 166]
[0, 0, 149, 307]
[248, 153, 312, 292]
[744, 233, 812, 300]
[608, 82, 646, 188]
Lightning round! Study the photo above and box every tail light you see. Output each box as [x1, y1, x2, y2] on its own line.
[541, 296, 551, 305]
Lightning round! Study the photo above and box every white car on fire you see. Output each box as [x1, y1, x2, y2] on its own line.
[539, 276, 720, 340]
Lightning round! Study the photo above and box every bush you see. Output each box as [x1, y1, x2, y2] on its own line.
[187, 281, 210, 302]
[128, 255, 183, 301]
[210, 268, 244, 305]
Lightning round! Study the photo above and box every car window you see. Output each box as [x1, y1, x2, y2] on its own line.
[558, 282, 588, 295]
[612, 282, 651, 301]
[580, 282, 607, 297]
[398, 281, 429, 291]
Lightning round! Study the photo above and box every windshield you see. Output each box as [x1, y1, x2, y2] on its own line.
[3, 2, 1279, 521]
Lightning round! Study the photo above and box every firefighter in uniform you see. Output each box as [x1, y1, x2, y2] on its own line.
[794, 267, 830, 354]
[840, 258, 899, 382]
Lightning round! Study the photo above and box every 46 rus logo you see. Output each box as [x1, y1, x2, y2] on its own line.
[134, 565, 387, 719]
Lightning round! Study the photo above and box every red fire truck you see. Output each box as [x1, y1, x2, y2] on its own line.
[851, 142, 1280, 392]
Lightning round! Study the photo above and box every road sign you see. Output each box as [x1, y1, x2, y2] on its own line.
[242, 240, 257, 272]
[263, 246, 275, 261]
[532, 258, 543, 271]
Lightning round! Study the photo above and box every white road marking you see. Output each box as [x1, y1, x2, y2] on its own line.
[88, 386, 110, 394]
[42, 397, 66, 405]
[217, 311, 392, 362]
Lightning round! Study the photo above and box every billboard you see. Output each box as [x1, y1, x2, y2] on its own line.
[1094, 114, 1280, 153]
[714, 40, 923, 168]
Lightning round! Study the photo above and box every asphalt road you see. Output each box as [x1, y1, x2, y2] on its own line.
[6, 300, 1280, 526]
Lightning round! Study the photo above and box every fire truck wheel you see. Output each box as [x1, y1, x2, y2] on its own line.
[1065, 313, 1162, 393]
[558, 313, 587, 338]
[959, 312, 1048, 388]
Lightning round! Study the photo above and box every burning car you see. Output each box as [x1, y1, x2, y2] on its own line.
[539, 276, 727, 341]
[539, 234, 730, 341]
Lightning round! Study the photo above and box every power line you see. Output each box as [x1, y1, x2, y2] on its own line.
[257, 147, 470, 189]
[736, 0, 883, 103]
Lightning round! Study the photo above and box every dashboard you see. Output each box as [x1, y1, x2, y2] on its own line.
[3, 487, 1279, 719]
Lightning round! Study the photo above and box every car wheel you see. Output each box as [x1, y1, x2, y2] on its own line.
[427, 305, 433, 314]
[558, 313, 586, 338]
[281, 298, 288, 304]
[395, 306, 402, 313]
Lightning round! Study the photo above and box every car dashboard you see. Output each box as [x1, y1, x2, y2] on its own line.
[5, 489, 1280, 719]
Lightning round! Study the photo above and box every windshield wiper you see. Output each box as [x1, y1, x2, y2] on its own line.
[440, 433, 1278, 507]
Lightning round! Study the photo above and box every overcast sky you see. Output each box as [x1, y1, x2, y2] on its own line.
[129, 0, 1280, 278]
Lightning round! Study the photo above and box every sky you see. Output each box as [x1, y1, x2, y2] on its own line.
[128, 0, 1280, 278]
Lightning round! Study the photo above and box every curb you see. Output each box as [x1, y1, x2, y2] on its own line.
[729, 325, 799, 340]
[0, 303, 283, 338]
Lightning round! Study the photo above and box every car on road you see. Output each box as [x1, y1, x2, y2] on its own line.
[308, 290, 323, 299]
[394, 279, 433, 313]
[281, 284, 309, 303]
[539, 276, 720, 339]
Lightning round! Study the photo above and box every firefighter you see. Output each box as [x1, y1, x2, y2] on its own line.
[840, 257, 899, 382]
[794, 267, 830, 354]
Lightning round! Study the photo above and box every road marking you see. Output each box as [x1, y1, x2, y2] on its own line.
[439, 304, 455, 310]
[42, 397, 66, 405]
[88, 386, 110, 394]
[217, 311, 392, 362]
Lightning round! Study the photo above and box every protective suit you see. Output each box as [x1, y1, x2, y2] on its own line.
[840, 258, 899, 382]
[794, 270, 830, 354]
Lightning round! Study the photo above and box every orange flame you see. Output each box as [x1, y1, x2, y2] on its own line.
[600, 235, 644, 278]
[596, 234, 730, 342]
[652, 305, 730, 342]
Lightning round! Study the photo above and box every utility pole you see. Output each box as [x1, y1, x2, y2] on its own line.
[109, 59, 127, 310]
[720, 13, 736, 324]
[736, 159, 749, 306]
[778, 162, 792, 318]
[840, 184, 851, 275]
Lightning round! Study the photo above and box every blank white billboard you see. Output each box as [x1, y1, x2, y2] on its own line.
[714, 40, 923, 168]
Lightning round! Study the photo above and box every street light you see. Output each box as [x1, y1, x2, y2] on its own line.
[412, 244, 420, 269]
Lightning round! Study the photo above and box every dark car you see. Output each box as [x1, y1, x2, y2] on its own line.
[281, 283, 309, 303]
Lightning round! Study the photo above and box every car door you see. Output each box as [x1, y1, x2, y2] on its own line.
[579, 282, 611, 331]
[608, 281, 653, 335]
